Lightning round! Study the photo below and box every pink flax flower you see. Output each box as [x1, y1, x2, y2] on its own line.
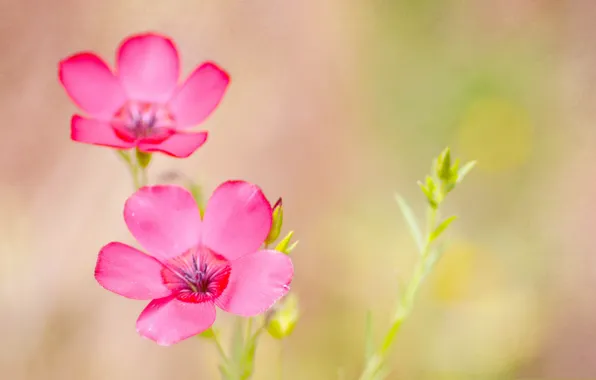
[95, 181, 294, 346]
[58, 33, 229, 158]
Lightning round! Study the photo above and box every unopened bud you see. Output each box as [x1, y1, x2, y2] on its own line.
[436, 147, 451, 182]
[265, 198, 283, 246]
[267, 293, 299, 339]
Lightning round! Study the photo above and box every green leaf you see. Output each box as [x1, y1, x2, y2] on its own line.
[425, 175, 436, 192]
[286, 240, 299, 254]
[430, 215, 458, 242]
[417, 181, 437, 209]
[275, 231, 295, 254]
[364, 310, 374, 361]
[219, 364, 233, 380]
[221, 318, 261, 380]
[457, 161, 477, 183]
[394, 194, 424, 253]
[116, 150, 133, 165]
[437, 147, 451, 181]
[449, 158, 460, 182]
[240, 334, 258, 379]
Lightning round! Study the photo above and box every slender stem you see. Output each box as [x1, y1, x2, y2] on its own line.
[139, 166, 148, 187]
[132, 168, 141, 190]
[116, 150, 141, 190]
[213, 333, 229, 364]
[358, 205, 439, 380]
[381, 206, 437, 353]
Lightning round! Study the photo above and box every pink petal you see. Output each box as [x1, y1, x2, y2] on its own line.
[71, 115, 134, 149]
[95, 242, 172, 300]
[117, 33, 180, 103]
[59, 53, 127, 120]
[169, 62, 230, 128]
[136, 297, 216, 346]
[124, 185, 202, 260]
[203, 181, 272, 260]
[215, 250, 293, 316]
[137, 131, 208, 158]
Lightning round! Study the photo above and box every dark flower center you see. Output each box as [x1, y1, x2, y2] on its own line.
[161, 247, 231, 304]
[112, 101, 176, 143]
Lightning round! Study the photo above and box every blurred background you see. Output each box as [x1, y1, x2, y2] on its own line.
[0, 0, 594, 379]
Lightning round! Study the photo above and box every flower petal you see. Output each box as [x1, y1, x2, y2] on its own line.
[136, 297, 216, 346]
[169, 62, 230, 128]
[117, 33, 180, 103]
[137, 131, 208, 158]
[71, 115, 134, 149]
[59, 53, 127, 120]
[203, 181, 272, 260]
[95, 242, 172, 300]
[124, 185, 202, 260]
[215, 250, 293, 316]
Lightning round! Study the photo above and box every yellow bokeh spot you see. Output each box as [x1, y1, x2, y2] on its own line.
[456, 97, 533, 172]
[430, 241, 505, 303]
[431, 241, 477, 302]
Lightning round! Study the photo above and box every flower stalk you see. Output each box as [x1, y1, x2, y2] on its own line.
[358, 148, 475, 380]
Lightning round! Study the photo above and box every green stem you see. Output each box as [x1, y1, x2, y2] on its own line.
[358, 206, 438, 380]
[139, 166, 148, 188]
[213, 333, 229, 364]
[116, 150, 141, 189]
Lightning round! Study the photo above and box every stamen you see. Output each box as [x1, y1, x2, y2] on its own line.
[162, 247, 231, 303]
[112, 101, 175, 143]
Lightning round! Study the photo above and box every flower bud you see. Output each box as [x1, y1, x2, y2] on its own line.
[265, 198, 283, 246]
[436, 147, 451, 183]
[267, 293, 299, 339]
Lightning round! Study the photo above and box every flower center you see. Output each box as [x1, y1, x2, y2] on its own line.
[161, 247, 231, 304]
[112, 101, 176, 143]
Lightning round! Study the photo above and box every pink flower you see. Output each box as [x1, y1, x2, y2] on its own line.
[58, 32, 230, 158]
[94, 181, 294, 346]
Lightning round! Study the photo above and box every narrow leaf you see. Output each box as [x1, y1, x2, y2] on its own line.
[430, 216, 458, 242]
[417, 181, 437, 209]
[116, 150, 133, 165]
[394, 194, 424, 253]
[219, 364, 233, 380]
[457, 161, 477, 183]
[275, 231, 295, 254]
[286, 240, 299, 254]
[240, 335, 258, 379]
[438, 147, 451, 181]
